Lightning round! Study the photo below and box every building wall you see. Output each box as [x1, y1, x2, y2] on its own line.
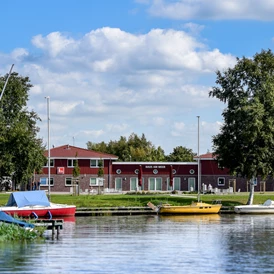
[35, 157, 274, 193]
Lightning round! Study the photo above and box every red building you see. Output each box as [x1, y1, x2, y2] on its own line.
[36, 145, 273, 193]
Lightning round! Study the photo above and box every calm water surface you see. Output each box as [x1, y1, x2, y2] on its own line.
[1, 214, 274, 273]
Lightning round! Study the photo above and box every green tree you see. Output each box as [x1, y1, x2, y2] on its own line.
[0, 72, 46, 189]
[87, 133, 166, 161]
[72, 153, 80, 195]
[209, 49, 274, 204]
[86, 141, 108, 153]
[97, 159, 104, 194]
[166, 146, 195, 162]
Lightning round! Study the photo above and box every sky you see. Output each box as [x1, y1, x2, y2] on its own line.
[1, 0, 274, 156]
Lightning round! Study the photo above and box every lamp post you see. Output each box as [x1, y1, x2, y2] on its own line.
[197, 116, 200, 202]
[45, 96, 51, 200]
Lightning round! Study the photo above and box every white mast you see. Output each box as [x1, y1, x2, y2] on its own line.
[0, 64, 14, 102]
[45, 96, 51, 200]
[197, 116, 200, 202]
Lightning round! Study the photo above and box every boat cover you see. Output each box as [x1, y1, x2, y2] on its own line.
[0, 211, 34, 228]
[6, 190, 50, 208]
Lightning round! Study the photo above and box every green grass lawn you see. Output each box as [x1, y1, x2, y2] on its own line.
[1, 191, 274, 208]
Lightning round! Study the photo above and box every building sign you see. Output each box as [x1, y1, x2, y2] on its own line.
[57, 167, 65, 174]
[145, 165, 166, 169]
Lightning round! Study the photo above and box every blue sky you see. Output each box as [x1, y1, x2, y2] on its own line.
[1, 0, 274, 155]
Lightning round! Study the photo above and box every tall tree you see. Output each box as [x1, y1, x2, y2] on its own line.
[209, 49, 274, 204]
[0, 72, 46, 189]
[166, 146, 195, 162]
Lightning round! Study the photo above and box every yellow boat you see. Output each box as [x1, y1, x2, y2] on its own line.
[147, 201, 222, 215]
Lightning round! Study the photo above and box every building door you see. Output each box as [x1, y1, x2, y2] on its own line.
[174, 177, 181, 191]
[115, 178, 122, 191]
[149, 178, 162, 191]
[167, 177, 180, 191]
[130, 178, 138, 191]
[188, 178, 195, 191]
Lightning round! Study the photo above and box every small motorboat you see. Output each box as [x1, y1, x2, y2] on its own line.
[234, 199, 274, 214]
[0, 190, 76, 218]
[147, 201, 222, 215]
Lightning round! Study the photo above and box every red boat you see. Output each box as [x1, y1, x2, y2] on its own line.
[0, 190, 76, 219]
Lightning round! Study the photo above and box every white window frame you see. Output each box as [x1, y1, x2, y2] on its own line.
[167, 177, 181, 191]
[40, 177, 54, 186]
[188, 178, 195, 191]
[44, 159, 54, 167]
[67, 159, 77, 167]
[148, 177, 162, 191]
[65, 177, 73, 186]
[130, 177, 138, 191]
[90, 159, 104, 168]
[90, 177, 104, 186]
[218, 177, 225, 186]
[115, 178, 122, 191]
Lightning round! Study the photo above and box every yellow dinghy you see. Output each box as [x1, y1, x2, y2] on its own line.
[147, 201, 222, 215]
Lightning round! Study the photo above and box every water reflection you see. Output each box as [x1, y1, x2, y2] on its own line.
[159, 214, 221, 223]
[1, 215, 274, 273]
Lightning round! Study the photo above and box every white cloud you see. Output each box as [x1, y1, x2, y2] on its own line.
[32, 32, 75, 57]
[171, 122, 186, 137]
[1, 27, 234, 154]
[11, 48, 29, 61]
[147, 0, 274, 20]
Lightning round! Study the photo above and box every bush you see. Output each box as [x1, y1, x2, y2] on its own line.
[0, 223, 45, 242]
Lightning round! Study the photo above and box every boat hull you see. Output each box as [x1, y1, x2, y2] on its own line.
[159, 202, 222, 215]
[234, 205, 274, 214]
[0, 204, 76, 218]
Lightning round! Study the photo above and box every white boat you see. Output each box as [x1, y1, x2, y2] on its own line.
[234, 199, 274, 214]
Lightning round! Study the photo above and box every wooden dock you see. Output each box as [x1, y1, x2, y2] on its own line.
[76, 205, 236, 216]
[76, 206, 156, 216]
[34, 219, 64, 238]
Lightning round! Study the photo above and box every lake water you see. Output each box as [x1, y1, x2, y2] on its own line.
[1, 214, 274, 273]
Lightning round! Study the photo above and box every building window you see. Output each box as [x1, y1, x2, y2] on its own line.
[153, 169, 158, 174]
[189, 169, 195, 174]
[218, 177, 225, 186]
[68, 159, 77, 167]
[188, 178, 195, 192]
[90, 177, 104, 186]
[65, 177, 73, 186]
[130, 178, 138, 191]
[40, 177, 54, 186]
[115, 178, 122, 191]
[90, 159, 104, 168]
[149, 178, 162, 191]
[116, 169, 121, 174]
[167, 177, 181, 191]
[44, 159, 54, 167]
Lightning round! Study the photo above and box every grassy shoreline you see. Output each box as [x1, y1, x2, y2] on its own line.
[1, 192, 274, 207]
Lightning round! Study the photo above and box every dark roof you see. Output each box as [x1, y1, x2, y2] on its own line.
[45, 144, 118, 159]
[194, 152, 216, 160]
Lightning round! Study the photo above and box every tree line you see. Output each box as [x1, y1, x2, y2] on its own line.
[87, 133, 195, 162]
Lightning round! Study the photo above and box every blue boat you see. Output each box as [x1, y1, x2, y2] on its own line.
[0, 211, 34, 228]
